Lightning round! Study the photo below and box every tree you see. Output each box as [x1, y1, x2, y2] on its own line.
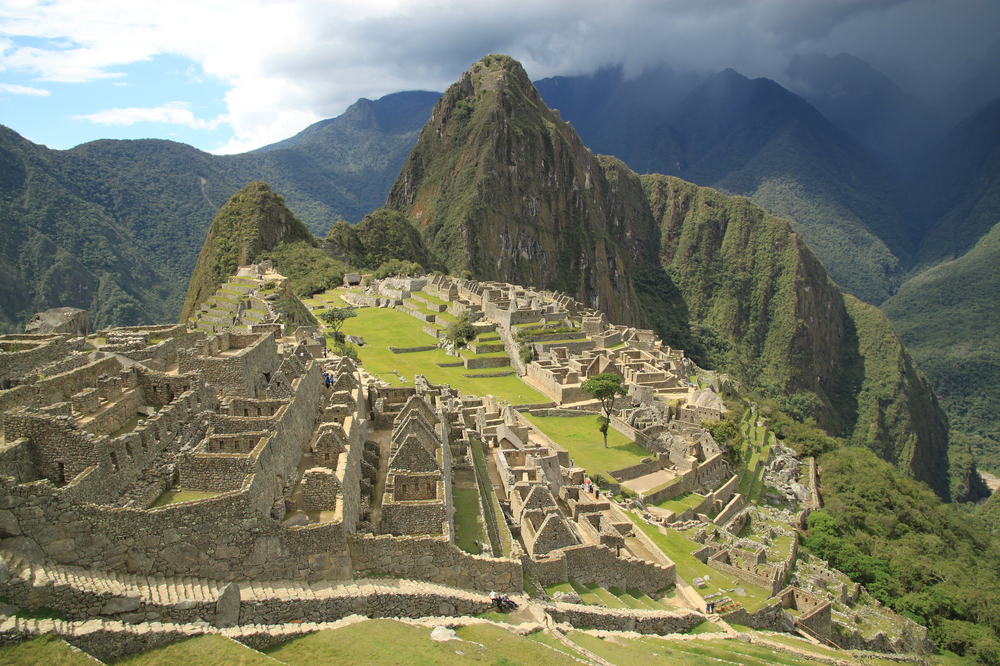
[446, 311, 477, 348]
[581, 372, 628, 447]
[319, 307, 357, 343]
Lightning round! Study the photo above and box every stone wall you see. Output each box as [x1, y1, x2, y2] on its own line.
[80, 388, 143, 437]
[713, 494, 746, 527]
[0, 356, 123, 439]
[177, 333, 278, 398]
[542, 602, 703, 634]
[348, 534, 522, 593]
[609, 458, 661, 483]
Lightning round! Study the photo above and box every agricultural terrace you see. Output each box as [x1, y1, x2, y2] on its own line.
[310, 302, 549, 405]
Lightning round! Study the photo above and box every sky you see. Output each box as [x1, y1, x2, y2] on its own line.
[1, 0, 998, 154]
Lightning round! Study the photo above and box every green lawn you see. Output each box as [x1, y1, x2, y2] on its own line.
[0, 635, 99, 666]
[265, 619, 584, 666]
[627, 514, 772, 611]
[654, 492, 706, 513]
[452, 487, 484, 555]
[108, 634, 275, 665]
[336, 306, 548, 405]
[568, 632, 831, 666]
[521, 413, 647, 482]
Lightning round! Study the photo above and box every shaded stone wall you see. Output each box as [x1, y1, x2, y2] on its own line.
[348, 533, 522, 593]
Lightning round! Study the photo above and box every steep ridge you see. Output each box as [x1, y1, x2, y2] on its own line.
[385, 55, 652, 328]
[536, 68, 913, 305]
[643, 174, 949, 496]
[180, 182, 314, 321]
[383, 55, 952, 498]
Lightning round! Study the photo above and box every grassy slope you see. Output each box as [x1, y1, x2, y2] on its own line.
[265, 619, 583, 666]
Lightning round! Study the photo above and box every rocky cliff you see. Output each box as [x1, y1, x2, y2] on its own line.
[382, 55, 953, 498]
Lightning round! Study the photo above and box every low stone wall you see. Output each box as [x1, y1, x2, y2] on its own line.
[423, 325, 445, 339]
[348, 534, 522, 593]
[542, 602, 702, 634]
[721, 598, 786, 631]
[609, 458, 661, 483]
[463, 356, 511, 370]
[389, 345, 438, 354]
[713, 494, 745, 527]
[80, 388, 143, 437]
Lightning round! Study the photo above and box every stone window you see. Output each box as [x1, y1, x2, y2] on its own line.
[393, 475, 437, 501]
[110, 451, 119, 472]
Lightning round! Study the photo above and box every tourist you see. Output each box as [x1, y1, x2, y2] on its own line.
[489, 590, 500, 609]
[706, 603, 711, 614]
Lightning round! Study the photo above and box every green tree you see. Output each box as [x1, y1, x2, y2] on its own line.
[581, 372, 628, 448]
[320, 307, 357, 343]
[446, 311, 477, 348]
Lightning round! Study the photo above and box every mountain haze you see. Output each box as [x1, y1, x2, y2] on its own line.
[537, 67, 913, 305]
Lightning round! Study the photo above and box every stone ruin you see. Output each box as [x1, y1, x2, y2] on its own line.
[0, 271, 929, 660]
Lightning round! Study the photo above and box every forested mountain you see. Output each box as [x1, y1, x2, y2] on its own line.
[536, 67, 913, 305]
[375, 54, 953, 499]
[0, 91, 439, 330]
[0, 127, 233, 329]
[219, 91, 440, 235]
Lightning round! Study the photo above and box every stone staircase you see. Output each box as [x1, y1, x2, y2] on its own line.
[0, 550, 491, 625]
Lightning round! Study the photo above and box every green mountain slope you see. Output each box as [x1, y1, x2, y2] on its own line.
[783, 52, 946, 173]
[220, 91, 440, 234]
[911, 98, 1000, 270]
[882, 222, 1000, 474]
[378, 54, 952, 498]
[384, 55, 651, 328]
[0, 91, 438, 330]
[0, 126, 216, 329]
[181, 181, 314, 321]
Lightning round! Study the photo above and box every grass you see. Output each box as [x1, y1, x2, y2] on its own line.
[0, 634, 99, 666]
[336, 305, 548, 405]
[626, 514, 773, 611]
[567, 632, 830, 666]
[521, 413, 647, 483]
[151, 489, 219, 507]
[264, 619, 584, 666]
[654, 492, 705, 513]
[453, 487, 484, 555]
[108, 634, 275, 665]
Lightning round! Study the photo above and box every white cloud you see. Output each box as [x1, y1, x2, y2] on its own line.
[0, 82, 50, 95]
[1, 0, 998, 152]
[75, 102, 224, 130]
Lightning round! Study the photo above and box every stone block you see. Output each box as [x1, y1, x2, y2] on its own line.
[215, 582, 241, 628]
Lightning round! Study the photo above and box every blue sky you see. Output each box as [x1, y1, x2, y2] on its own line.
[2, 0, 998, 154]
